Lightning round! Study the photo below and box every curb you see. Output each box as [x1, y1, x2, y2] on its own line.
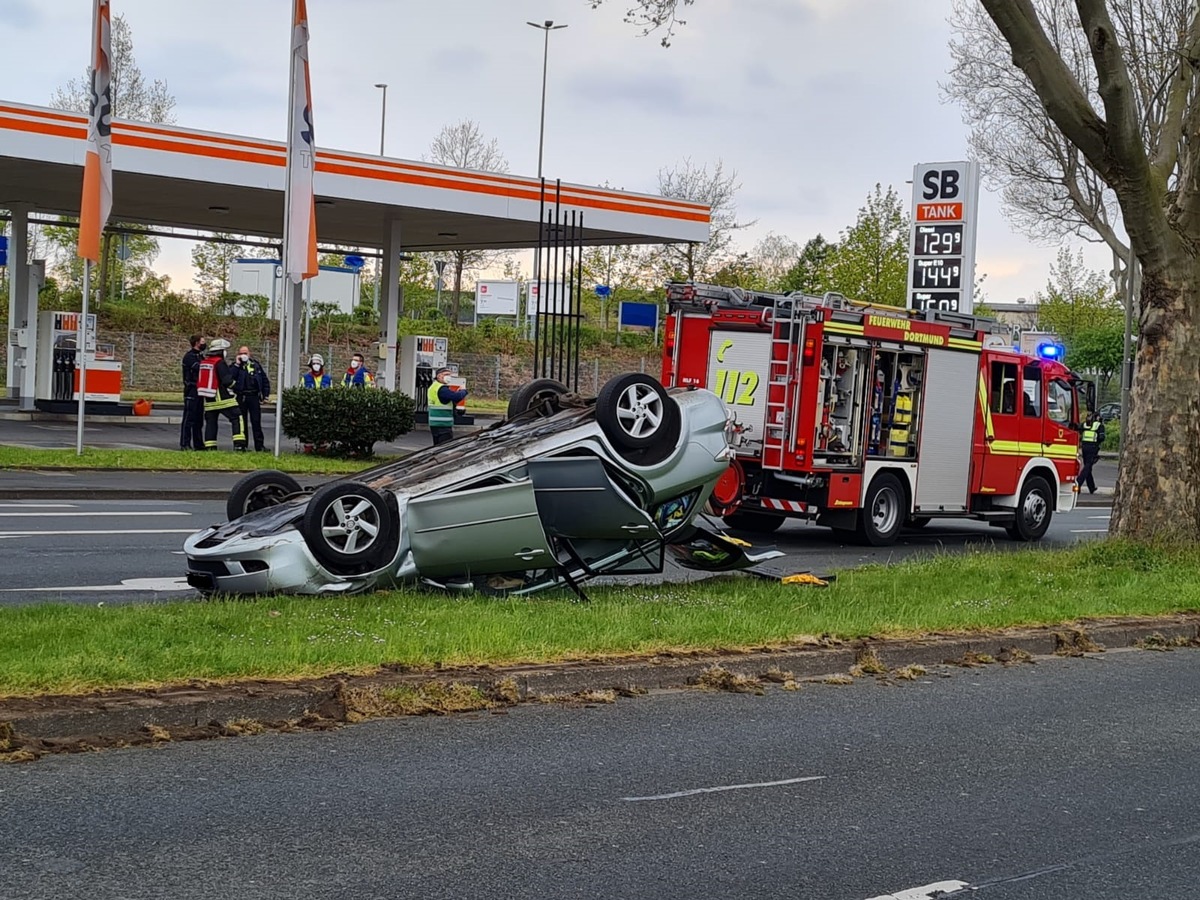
[3, 616, 1195, 753]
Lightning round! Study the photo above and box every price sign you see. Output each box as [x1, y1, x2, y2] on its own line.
[906, 162, 980, 315]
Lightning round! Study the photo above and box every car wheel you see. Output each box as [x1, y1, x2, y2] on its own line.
[1005, 476, 1053, 541]
[301, 481, 393, 573]
[855, 474, 904, 546]
[723, 509, 785, 534]
[596, 373, 679, 452]
[226, 470, 304, 521]
[507, 378, 568, 419]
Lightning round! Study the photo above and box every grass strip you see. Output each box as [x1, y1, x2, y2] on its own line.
[0, 446, 385, 475]
[1, 540, 1197, 697]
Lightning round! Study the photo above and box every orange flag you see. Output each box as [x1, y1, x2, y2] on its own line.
[77, 0, 113, 263]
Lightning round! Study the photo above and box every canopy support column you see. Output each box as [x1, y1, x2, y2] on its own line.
[379, 219, 402, 391]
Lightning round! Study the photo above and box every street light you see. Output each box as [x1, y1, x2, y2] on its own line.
[374, 83, 388, 156]
[527, 20, 567, 180]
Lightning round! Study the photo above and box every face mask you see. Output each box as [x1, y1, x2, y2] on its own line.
[198, 343, 207, 351]
[312, 364, 322, 372]
[350, 360, 360, 369]
[238, 355, 249, 363]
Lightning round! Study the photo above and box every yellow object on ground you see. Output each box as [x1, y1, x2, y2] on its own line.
[781, 572, 829, 586]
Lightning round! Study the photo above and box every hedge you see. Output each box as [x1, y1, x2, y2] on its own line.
[280, 386, 415, 457]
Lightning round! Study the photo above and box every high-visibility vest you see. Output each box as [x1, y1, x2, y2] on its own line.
[1082, 421, 1101, 444]
[889, 393, 913, 457]
[427, 381, 455, 427]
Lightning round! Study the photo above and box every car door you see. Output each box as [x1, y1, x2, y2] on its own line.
[527, 457, 657, 541]
[406, 480, 553, 578]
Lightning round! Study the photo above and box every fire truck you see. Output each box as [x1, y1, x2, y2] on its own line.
[661, 282, 1091, 546]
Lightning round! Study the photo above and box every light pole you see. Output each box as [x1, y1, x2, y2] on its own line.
[372, 83, 387, 313]
[527, 20, 567, 180]
[374, 83, 388, 156]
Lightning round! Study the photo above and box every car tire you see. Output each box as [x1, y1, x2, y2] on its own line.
[596, 373, 679, 452]
[226, 470, 304, 521]
[723, 509, 785, 534]
[301, 481, 393, 573]
[507, 379, 568, 420]
[1005, 476, 1053, 542]
[855, 473, 904, 546]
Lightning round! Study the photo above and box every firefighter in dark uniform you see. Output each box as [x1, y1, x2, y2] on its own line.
[427, 366, 467, 446]
[179, 334, 207, 450]
[233, 344, 271, 452]
[201, 338, 248, 451]
[1079, 409, 1105, 494]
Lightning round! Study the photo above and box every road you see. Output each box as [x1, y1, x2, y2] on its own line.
[1, 646, 1194, 899]
[0, 497, 1110, 605]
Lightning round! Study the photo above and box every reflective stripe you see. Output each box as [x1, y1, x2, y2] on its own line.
[1082, 424, 1100, 443]
[427, 382, 454, 427]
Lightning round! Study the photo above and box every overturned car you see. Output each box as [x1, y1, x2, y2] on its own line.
[184, 373, 781, 597]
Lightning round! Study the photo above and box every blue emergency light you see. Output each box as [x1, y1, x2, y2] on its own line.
[1036, 341, 1065, 360]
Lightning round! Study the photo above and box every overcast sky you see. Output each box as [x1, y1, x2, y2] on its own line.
[1, 0, 1113, 301]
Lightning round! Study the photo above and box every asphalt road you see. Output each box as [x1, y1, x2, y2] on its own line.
[1, 647, 1196, 899]
[0, 497, 1109, 605]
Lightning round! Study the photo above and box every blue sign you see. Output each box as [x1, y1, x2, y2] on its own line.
[343, 254, 366, 269]
[619, 301, 658, 329]
[0, 235, 7, 267]
[594, 284, 612, 298]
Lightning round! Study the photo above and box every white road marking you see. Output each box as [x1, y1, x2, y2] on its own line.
[865, 881, 970, 900]
[622, 775, 825, 802]
[0, 511, 190, 518]
[0, 577, 193, 593]
[0, 502, 78, 508]
[1070, 529, 1110, 534]
[0, 529, 195, 539]
[1089, 514, 1112, 519]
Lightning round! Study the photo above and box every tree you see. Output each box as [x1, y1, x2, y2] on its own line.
[580, 243, 652, 328]
[746, 233, 800, 292]
[780, 235, 835, 294]
[946, 1, 1188, 296]
[191, 234, 250, 301]
[426, 121, 511, 324]
[972, 1, 1200, 542]
[50, 14, 176, 123]
[649, 158, 753, 283]
[822, 185, 910, 307]
[588, 0, 695, 46]
[1034, 247, 1122, 342]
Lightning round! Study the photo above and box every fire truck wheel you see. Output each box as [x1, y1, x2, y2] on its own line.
[226, 470, 304, 521]
[856, 474, 905, 546]
[596, 373, 679, 453]
[1006, 476, 1053, 541]
[723, 509, 785, 534]
[507, 379, 568, 420]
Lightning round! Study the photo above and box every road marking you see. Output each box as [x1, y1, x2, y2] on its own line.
[0, 502, 78, 508]
[865, 881, 970, 900]
[1089, 514, 1111, 519]
[0, 529, 195, 539]
[0, 577, 192, 593]
[1071, 529, 1110, 533]
[0, 511, 191, 517]
[622, 775, 825, 802]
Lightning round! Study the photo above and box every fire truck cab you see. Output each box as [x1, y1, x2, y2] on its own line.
[661, 282, 1089, 546]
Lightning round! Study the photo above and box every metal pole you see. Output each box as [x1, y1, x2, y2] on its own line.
[75, 262, 90, 455]
[375, 83, 387, 156]
[1120, 252, 1137, 440]
[527, 21, 567, 180]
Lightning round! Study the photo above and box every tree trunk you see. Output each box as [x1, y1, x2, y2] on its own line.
[1109, 259, 1200, 542]
[450, 251, 464, 326]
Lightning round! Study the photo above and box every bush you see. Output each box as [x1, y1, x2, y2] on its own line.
[1102, 423, 1120, 453]
[280, 386, 415, 457]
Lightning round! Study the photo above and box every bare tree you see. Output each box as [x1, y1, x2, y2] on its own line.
[945, 0, 1189, 295]
[650, 158, 754, 283]
[426, 121, 510, 324]
[587, 0, 695, 46]
[50, 14, 176, 124]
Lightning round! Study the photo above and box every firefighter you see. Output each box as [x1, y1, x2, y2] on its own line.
[233, 344, 271, 452]
[201, 338, 248, 451]
[302, 354, 332, 389]
[1079, 409, 1105, 494]
[427, 366, 467, 446]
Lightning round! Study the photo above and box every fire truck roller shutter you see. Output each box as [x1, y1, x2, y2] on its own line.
[705, 331, 772, 445]
[911, 348, 980, 512]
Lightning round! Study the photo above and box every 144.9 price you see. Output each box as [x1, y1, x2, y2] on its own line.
[912, 259, 962, 290]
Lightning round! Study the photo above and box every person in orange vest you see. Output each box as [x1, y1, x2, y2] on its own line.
[198, 338, 247, 451]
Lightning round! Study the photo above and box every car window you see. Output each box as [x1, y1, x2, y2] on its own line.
[1021, 365, 1042, 417]
[1047, 379, 1072, 424]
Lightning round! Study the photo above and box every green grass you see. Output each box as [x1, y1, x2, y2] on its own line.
[0, 446, 386, 475]
[2, 540, 1197, 696]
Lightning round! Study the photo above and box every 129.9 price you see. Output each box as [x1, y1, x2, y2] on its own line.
[912, 223, 963, 256]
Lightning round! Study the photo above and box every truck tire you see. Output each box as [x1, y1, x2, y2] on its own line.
[723, 509, 785, 534]
[507, 379, 568, 420]
[855, 473, 904, 546]
[1005, 476, 1053, 541]
[226, 470, 303, 521]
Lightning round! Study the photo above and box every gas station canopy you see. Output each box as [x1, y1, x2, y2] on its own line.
[0, 100, 710, 250]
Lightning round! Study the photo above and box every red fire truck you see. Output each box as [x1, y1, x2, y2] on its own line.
[661, 282, 1091, 545]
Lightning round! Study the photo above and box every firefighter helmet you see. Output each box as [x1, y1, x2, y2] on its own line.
[209, 338, 231, 353]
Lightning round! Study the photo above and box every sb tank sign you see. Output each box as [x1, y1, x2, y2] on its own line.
[906, 161, 980, 316]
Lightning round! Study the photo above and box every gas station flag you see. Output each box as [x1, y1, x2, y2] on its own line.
[285, 0, 318, 283]
[77, 0, 113, 263]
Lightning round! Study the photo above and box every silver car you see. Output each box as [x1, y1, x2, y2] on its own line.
[184, 374, 780, 597]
